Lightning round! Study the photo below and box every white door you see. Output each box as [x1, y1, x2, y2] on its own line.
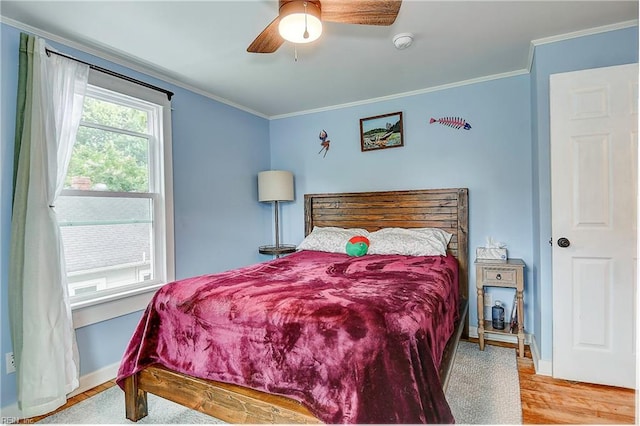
[550, 63, 637, 389]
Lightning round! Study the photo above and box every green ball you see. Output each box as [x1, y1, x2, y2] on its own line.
[346, 241, 368, 257]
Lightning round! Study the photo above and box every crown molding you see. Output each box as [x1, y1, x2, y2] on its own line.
[526, 19, 638, 71]
[271, 69, 530, 120]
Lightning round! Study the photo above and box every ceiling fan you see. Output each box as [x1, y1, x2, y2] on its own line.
[247, 0, 403, 53]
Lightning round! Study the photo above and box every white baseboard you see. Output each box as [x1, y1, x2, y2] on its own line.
[529, 336, 553, 376]
[0, 362, 119, 422]
[0, 405, 22, 423]
[70, 361, 120, 397]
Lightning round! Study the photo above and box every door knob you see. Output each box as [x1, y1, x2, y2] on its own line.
[557, 237, 571, 248]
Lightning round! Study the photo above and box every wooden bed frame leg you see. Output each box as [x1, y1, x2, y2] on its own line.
[124, 373, 148, 421]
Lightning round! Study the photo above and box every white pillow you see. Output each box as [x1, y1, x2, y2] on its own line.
[368, 227, 452, 256]
[297, 226, 370, 254]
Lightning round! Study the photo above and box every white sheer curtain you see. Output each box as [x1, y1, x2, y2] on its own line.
[9, 36, 88, 417]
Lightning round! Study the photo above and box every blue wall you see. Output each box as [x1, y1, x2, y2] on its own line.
[530, 26, 639, 362]
[0, 22, 272, 409]
[269, 75, 535, 343]
[1, 22, 21, 411]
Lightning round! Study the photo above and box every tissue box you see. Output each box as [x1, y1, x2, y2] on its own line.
[476, 247, 507, 262]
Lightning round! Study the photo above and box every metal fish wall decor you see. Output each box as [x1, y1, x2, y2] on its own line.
[318, 129, 330, 157]
[430, 117, 472, 130]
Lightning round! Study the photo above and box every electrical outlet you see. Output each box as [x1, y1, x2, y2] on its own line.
[484, 291, 492, 307]
[5, 352, 15, 374]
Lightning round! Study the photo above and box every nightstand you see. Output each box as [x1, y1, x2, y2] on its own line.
[475, 258, 525, 357]
[258, 244, 296, 258]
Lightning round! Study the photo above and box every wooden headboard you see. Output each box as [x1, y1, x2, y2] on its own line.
[304, 188, 469, 301]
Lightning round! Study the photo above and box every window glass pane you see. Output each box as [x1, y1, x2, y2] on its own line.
[57, 196, 154, 297]
[66, 126, 149, 192]
[82, 96, 148, 133]
[57, 195, 151, 223]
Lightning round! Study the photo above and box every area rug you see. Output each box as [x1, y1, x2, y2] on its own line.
[38, 341, 521, 424]
[36, 387, 223, 424]
[445, 341, 522, 424]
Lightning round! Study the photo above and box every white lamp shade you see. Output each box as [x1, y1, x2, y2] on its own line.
[278, 1, 322, 44]
[258, 170, 294, 202]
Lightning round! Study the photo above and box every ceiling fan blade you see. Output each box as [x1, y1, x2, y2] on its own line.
[320, 0, 402, 26]
[247, 16, 285, 53]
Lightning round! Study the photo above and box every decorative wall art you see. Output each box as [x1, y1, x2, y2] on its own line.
[318, 129, 330, 157]
[430, 116, 472, 130]
[360, 112, 404, 152]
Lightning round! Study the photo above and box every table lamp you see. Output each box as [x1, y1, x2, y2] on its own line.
[258, 170, 295, 256]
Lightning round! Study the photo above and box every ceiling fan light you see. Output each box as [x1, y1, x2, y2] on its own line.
[278, 1, 322, 44]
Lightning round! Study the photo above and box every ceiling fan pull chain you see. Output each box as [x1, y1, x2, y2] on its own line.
[303, 2, 310, 39]
[294, 46, 298, 62]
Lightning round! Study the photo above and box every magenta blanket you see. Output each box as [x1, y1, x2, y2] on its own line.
[117, 250, 459, 423]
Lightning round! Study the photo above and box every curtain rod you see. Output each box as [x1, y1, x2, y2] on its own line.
[45, 48, 174, 101]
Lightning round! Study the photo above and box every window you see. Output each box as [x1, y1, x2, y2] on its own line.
[57, 70, 174, 324]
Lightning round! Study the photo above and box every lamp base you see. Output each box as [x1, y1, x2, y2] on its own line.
[258, 244, 297, 257]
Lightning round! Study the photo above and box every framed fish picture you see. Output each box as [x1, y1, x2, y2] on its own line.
[360, 111, 404, 152]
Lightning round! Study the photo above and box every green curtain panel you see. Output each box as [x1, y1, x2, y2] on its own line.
[8, 34, 35, 412]
[12, 33, 32, 202]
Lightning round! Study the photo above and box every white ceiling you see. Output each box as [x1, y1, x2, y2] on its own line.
[1, 1, 637, 118]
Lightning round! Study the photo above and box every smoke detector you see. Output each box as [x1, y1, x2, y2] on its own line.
[393, 33, 414, 50]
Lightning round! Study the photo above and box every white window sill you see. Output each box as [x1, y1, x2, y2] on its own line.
[71, 283, 164, 328]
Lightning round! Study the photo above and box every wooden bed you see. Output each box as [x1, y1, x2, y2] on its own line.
[123, 188, 469, 423]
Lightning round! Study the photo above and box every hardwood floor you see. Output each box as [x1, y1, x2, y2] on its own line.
[484, 339, 636, 424]
[17, 340, 636, 424]
[16, 381, 117, 424]
[518, 355, 635, 424]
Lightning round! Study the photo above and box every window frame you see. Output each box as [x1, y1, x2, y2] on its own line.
[65, 70, 174, 328]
